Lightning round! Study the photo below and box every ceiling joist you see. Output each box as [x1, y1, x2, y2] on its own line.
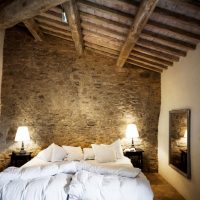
[116, 0, 159, 68]
[63, 0, 84, 56]
[23, 19, 43, 41]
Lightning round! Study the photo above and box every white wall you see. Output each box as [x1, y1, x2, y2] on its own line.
[0, 30, 5, 113]
[158, 44, 200, 200]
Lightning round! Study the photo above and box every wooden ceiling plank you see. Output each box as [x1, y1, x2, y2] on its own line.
[141, 30, 196, 50]
[146, 22, 200, 44]
[157, 0, 200, 20]
[42, 30, 73, 42]
[85, 46, 118, 60]
[39, 24, 72, 37]
[23, 19, 43, 41]
[63, 0, 84, 56]
[82, 29, 124, 45]
[80, 12, 129, 34]
[0, 0, 69, 29]
[79, 0, 200, 44]
[127, 60, 163, 73]
[138, 38, 187, 57]
[116, 0, 159, 68]
[81, 21, 126, 41]
[78, 0, 132, 26]
[129, 55, 168, 69]
[35, 16, 71, 31]
[38, 22, 72, 37]
[91, 0, 200, 34]
[39, 12, 63, 22]
[83, 35, 121, 51]
[131, 50, 173, 66]
[136, 43, 179, 62]
[134, 45, 179, 62]
[85, 42, 119, 56]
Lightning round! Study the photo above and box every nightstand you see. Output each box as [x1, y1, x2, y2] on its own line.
[124, 148, 144, 170]
[10, 151, 32, 167]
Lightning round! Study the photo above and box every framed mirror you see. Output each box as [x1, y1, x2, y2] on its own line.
[169, 109, 191, 179]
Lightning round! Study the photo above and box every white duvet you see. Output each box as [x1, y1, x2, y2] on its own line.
[0, 159, 153, 200]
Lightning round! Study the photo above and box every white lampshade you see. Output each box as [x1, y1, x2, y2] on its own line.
[126, 124, 139, 139]
[15, 126, 30, 142]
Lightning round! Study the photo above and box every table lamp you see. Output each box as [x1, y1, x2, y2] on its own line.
[15, 126, 30, 154]
[126, 124, 139, 150]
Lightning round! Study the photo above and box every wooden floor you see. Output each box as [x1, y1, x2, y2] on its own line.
[145, 173, 185, 200]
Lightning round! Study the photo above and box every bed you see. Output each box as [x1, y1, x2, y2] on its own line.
[0, 143, 153, 200]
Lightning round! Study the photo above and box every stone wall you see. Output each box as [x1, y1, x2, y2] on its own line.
[0, 27, 161, 172]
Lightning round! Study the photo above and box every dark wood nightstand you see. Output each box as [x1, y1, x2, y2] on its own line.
[124, 148, 144, 170]
[10, 151, 32, 167]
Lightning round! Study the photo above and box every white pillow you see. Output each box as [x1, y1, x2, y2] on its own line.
[83, 148, 95, 160]
[111, 139, 124, 159]
[62, 146, 83, 161]
[51, 143, 66, 162]
[91, 144, 117, 163]
[37, 143, 53, 162]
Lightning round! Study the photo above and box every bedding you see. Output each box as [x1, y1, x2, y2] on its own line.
[91, 144, 117, 163]
[62, 146, 83, 161]
[83, 148, 95, 160]
[0, 156, 153, 200]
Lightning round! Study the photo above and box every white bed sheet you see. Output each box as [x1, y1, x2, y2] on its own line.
[1, 156, 153, 200]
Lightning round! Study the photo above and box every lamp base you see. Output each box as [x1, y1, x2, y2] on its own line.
[19, 141, 26, 154]
[19, 149, 26, 154]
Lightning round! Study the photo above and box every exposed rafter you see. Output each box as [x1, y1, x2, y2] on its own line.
[23, 19, 43, 42]
[0, 0, 69, 29]
[63, 0, 84, 56]
[116, 0, 159, 68]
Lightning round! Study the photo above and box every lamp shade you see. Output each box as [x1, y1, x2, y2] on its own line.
[126, 124, 139, 139]
[15, 126, 30, 142]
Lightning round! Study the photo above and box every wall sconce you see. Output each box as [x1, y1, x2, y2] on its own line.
[15, 126, 30, 154]
[126, 124, 139, 150]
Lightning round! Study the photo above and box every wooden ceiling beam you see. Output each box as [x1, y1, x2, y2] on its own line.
[137, 38, 187, 57]
[63, 0, 84, 56]
[134, 45, 179, 62]
[0, 0, 69, 29]
[116, 0, 158, 68]
[23, 19, 43, 41]
[131, 50, 173, 66]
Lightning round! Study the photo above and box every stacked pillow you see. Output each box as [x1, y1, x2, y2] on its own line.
[37, 143, 66, 162]
[91, 139, 124, 163]
[37, 139, 124, 163]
